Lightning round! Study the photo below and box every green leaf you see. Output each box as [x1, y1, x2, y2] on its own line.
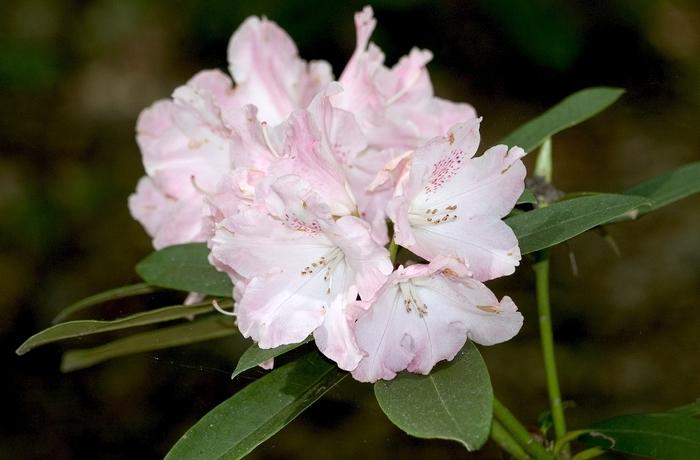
[506, 193, 650, 254]
[16, 301, 222, 355]
[135, 243, 233, 297]
[516, 189, 538, 205]
[500, 87, 625, 152]
[373, 342, 493, 451]
[625, 161, 700, 216]
[581, 412, 700, 459]
[61, 316, 236, 372]
[668, 400, 700, 417]
[165, 351, 345, 460]
[53, 283, 158, 324]
[232, 337, 313, 379]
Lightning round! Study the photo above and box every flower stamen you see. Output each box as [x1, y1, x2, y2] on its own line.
[212, 299, 236, 317]
[300, 248, 345, 295]
[409, 204, 459, 226]
[261, 121, 280, 158]
[399, 281, 428, 317]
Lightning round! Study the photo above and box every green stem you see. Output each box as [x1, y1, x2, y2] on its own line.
[388, 239, 398, 263]
[534, 137, 553, 182]
[571, 447, 606, 460]
[493, 398, 553, 460]
[491, 419, 530, 460]
[533, 253, 568, 447]
[553, 430, 587, 455]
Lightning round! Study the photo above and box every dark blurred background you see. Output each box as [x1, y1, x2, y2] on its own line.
[2, 0, 699, 458]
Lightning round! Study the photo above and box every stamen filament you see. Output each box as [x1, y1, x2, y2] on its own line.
[261, 122, 280, 158]
[212, 299, 236, 317]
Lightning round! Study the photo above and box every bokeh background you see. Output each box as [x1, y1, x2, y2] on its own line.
[2, 0, 699, 458]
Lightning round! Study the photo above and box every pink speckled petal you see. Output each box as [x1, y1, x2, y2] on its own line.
[389, 121, 526, 281]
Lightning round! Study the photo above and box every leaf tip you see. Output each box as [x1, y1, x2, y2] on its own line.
[16, 335, 39, 355]
[15, 344, 29, 356]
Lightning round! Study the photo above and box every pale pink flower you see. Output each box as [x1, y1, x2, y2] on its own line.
[207, 84, 382, 370]
[388, 119, 526, 282]
[352, 257, 523, 383]
[129, 70, 235, 249]
[265, 83, 366, 217]
[209, 176, 392, 370]
[130, 15, 332, 249]
[206, 81, 367, 258]
[130, 7, 528, 381]
[207, 84, 369, 311]
[334, 6, 477, 150]
[227, 16, 333, 126]
[332, 6, 477, 243]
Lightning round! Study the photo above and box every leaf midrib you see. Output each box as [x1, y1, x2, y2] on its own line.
[428, 375, 473, 450]
[509, 196, 648, 252]
[591, 426, 700, 446]
[514, 198, 642, 239]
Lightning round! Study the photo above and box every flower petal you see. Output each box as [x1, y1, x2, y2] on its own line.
[327, 216, 393, 299]
[139, 71, 234, 199]
[336, 7, 477, 150]
[414, 142, 526, 219]
[128, 176, 208, 249]
[313, 291, 364, 371]
[209, 205, 331, 281]
[227, 16, 333, 125]
[391, 121, 526, 281]
[411, 215, 520, 281]
[352, 260, 523, 382]
[236, 271, 329, 348]
[268, 87, 363, 216]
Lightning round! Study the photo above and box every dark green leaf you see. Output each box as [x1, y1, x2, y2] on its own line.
[166, 351, 345, 460]
[232, 337, 313, 379]
[582, 412, 700, 459]
[506, 193, 650, 254]
[53, 283, 158, 324]
[135, 243, 233, 297]
[16, 301, 222, 355]
[374, 342, 493, 451]
[61, 316, 236, 372]
[625, 161, 700, 216]
[500, 87, 624, 152]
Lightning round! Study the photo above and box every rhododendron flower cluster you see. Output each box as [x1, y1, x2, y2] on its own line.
[129, 6, 526, 382]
